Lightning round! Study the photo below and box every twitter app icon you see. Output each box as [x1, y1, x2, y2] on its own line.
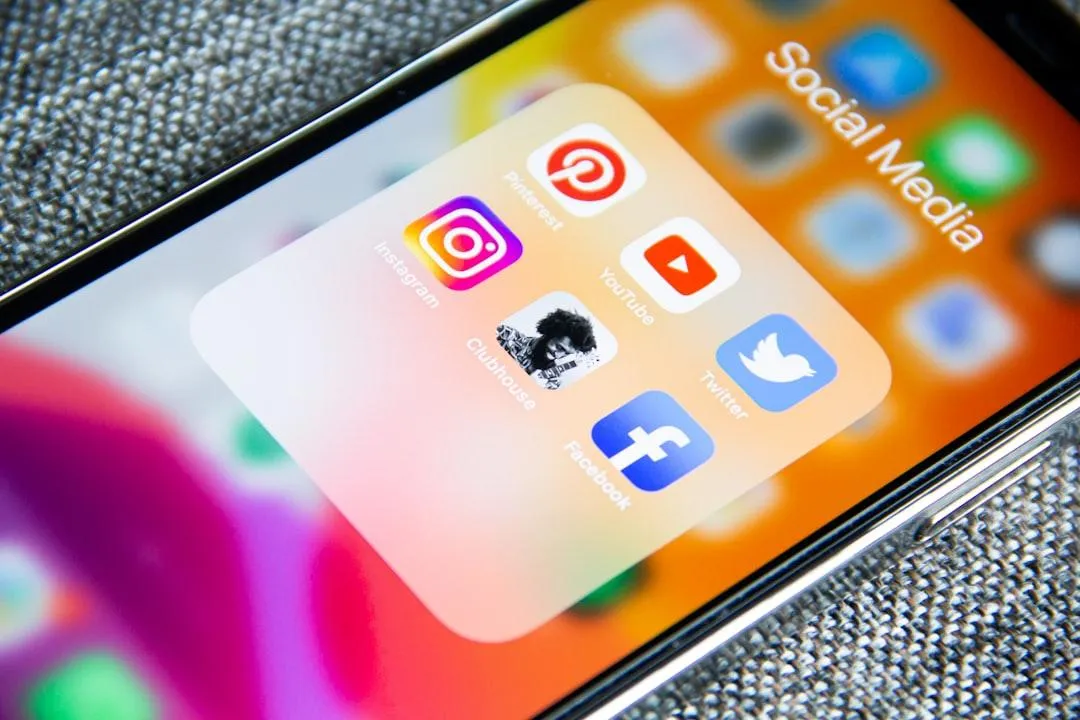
[716, 314, 837, 412]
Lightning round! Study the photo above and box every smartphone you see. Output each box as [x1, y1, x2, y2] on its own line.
[1, 0, 1077, 717]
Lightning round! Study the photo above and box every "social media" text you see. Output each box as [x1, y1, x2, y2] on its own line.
[766, 41, 984, 252]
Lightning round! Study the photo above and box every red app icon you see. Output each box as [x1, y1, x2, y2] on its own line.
[546, 139, 628, 202]
[643, 234, 718, 296]
[528, 123, 647, 218]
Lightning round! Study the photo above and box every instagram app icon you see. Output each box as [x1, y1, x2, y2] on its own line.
[404, 196, 523, 290]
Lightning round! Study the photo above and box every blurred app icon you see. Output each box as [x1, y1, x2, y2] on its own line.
[923, 116, 1033, 204]
[496, 69, 576, 119]
[616, 5, 730, 91]
[26, 652, 159, 720]
[570, 564, 644, 615]
[840, 401, 894, 440]
[0, 544, 54, 656]
[715, 314, 838, 412]
[232, 411, 290, 466]
[192, 403, 323, 513]
[621, 217, 741, 313]
[714, 96, 818, 181]
[827, 28, 935, 111]
[902, 281, 1017, 376]
[805, 188, 916, 277]
[1021, 212, 1080, 295]
[750, 0, 832, 18]
[378, 164, 418, 190]
[694, 477, 781, 540]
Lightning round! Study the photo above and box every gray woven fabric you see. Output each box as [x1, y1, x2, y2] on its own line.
[0, 0, 505, 286]
[1, 2, 1077, 719]
[630, 442, 1079, 720]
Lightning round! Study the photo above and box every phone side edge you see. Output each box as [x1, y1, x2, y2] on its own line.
[571, 384, 1080, 720]
[0, 0, 561, 321]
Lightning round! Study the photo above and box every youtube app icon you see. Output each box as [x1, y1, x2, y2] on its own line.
[643, 234, 718, 296]
[621, 217, 741, 313]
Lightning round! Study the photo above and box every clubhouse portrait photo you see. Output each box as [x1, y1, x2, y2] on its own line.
[496, 291, 618, 390]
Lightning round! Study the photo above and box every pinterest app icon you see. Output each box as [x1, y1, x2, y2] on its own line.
[528, 123, 647, 217]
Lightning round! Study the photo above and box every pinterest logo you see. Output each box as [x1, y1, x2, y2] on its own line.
[528, 123, 646, 217]
[546, 139, 627, 202]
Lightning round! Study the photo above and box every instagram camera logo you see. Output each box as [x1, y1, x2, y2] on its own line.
[527, 123, 647, 217]
[404, 196, 523, 290]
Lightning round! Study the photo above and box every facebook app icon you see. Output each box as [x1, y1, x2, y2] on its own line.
[592, 391, 714, 492]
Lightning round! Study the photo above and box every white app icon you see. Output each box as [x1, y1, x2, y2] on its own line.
[616, 5, 730, 91]
[527, 123, 646, 218]
[0, 544, 54, 656]
[620, 217, 741, 313]
[739, 333, 816, 383]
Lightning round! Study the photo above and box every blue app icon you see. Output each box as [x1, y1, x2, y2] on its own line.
[902, 281, 1016, 376]
[716, 315, 837, 412]
[827, 28, 935, 111]
[806, 188, 915, 277]
[592, 391, 713, 492]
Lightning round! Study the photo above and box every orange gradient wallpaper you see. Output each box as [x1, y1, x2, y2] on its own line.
[0, 0, 1078, 718]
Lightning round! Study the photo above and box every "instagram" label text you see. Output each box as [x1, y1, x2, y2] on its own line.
[374, 242, 440, 309]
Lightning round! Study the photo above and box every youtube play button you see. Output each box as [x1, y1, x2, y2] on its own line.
[621, 216, 741, 313]
[643, 234, 718, 296]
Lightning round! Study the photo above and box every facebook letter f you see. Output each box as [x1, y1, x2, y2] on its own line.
[609, 426, 691, 471]
[592, 391, 714, 492]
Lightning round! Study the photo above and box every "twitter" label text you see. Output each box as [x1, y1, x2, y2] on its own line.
[700, 370, 751, 421]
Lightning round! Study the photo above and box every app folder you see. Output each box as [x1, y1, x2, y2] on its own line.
[191, 85, 890, 642]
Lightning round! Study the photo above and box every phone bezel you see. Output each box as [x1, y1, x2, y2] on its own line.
[0, 1, 1077, 718]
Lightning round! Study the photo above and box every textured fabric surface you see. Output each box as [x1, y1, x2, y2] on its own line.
[629, 443, 1079, 720]
[0, 0, 506, 286]
[1, 1, 1078, 718]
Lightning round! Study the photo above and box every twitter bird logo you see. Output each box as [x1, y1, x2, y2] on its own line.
[739, 333, 816, 383]
[716, 315, 837, 412]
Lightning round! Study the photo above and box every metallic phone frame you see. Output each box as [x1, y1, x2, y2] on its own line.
[582, 390, 1080, 718]
[0, 0, 1077, 718]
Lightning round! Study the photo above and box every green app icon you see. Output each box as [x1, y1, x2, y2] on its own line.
[233, 411, 289, 465]
[26, 652, 159, 720]
[924, 115, 1033, 204]
[571, 564, 643, 615]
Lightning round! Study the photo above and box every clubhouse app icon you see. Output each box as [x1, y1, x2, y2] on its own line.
[716, 314, 837, 412]
[404, 196, 523, 290]
[621, 217, 741, 313]
[592, 391, 714, 492]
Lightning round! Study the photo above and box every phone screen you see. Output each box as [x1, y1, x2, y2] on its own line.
[1, 0, 1078, 717]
